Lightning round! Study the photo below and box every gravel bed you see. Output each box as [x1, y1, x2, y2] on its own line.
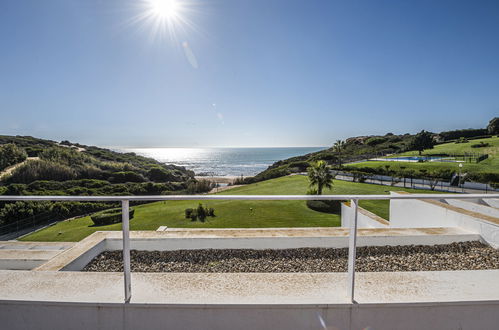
[83, 241, 499, 273]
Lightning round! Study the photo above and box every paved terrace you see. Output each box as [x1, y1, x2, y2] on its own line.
[0, 228, 497, 329]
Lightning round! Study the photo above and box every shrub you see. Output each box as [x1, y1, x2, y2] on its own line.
[439, 128, 488, 141]
[108, 171, 146, 183]
[471, 142, 490, 148]
[184, 204, 215, 222]
[0, 144, 27, 171]
[147, 167, 178, 182]
[90, 208, 135, 226]
[365, 137, 387, 146]
[5, 160, 76, 183]
[186, 179, 215, 194]
[197, 203, 207, 221]
[305, 200, 343, 214]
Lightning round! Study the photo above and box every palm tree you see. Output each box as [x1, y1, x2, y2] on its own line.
[307, 160, 334, 195]
[333, 140, 346, 167]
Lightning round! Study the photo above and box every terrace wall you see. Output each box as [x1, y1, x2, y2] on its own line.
[341, 203, 389, 228]
[390, 192, 499, 248]
[1, 300, 498, 330]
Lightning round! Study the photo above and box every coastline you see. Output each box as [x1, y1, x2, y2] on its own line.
[195, 176, 246, 184]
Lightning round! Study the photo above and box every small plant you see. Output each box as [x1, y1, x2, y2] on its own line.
[455, 137, 469, 144]
[184, 204, 216, 222]
[471, 142, 490, 148]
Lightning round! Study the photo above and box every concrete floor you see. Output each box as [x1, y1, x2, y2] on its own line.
[0, 269, 498, 304]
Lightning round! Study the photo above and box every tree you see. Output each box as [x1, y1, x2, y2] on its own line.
[487, 117, 499, 135]
[307, 160, 334, 195]
[333, 140, 346, 167]
[409, 130, 435, 155]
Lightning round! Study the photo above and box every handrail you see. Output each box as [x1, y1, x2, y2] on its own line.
[0, 193, 498, 201]
[1, 192, 499, 304]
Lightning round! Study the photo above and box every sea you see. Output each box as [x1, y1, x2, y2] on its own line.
[115, 147, 326, 177]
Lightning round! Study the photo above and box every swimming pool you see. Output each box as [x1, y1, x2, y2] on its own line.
[370, 156, 457, 163]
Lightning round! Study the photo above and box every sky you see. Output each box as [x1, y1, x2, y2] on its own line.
[0, 0, 498, 147]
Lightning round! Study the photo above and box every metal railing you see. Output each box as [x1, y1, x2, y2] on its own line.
[1, 193, 499, 303]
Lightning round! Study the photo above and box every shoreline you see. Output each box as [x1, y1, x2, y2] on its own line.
[195, 176, 247, 184]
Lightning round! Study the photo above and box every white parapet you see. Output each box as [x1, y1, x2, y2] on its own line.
[444, 199, 499, 218]
[390, 192, 499, 248]
[341, 202, 389, 228]
[483, 198, 499, 209]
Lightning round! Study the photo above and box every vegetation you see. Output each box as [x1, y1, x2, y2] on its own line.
[0, 144, 27, 171]
[91, 208, 135, 226]
[409, 130, 435, 155]
[185, 204, 215, 222]
[333, 140, 346, 167]
[248, 118, 498, 185]
[349, 136, 499, 186]
[0, 135, 200, 233]
[487, 117, 499, 135]
[307, 160, 334, 195]
[21, 175, 438, 242]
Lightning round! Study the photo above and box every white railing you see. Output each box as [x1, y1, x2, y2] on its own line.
[1, 193, 498, 303]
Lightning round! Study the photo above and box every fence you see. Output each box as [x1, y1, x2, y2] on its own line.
[1, 193, 498, 303]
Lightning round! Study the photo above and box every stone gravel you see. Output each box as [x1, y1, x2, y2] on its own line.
[83, 241, 499, 273]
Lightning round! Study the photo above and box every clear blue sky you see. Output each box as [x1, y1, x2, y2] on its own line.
[1, 0, 498, 147]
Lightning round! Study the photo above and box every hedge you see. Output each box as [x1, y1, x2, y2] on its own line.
[91, 208, 135, 226]
[305, 200, 344, 214]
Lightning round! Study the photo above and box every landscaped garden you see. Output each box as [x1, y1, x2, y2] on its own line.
[20, 175, 436, 242]
[348, 136, 499, 182]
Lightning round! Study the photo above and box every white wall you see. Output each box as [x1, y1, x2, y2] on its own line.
[341, 203, 389, 228]
[444, 199, 499, 218]
[1, 300, 498, 330]
[390, 192, 499, 248]
[483, 198, 499, 209]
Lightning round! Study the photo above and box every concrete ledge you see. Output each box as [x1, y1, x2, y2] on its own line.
[1, 270, 499, 304]
[34, 228, 481, 271]
[0, 299, 498, 330]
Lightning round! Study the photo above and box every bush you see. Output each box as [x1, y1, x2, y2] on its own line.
[90, 208, 135, 226]
[5, 160, 76, 183]
[366, 137, 387, 146]
[186, 179, 215, 194]
[305, 200, 343, 214]
[471, 142, 490, 148]
[147, 167, 179, 182]
[0, 201, 113, 227]
[0, 144, 27, 171]
[108, 171, 146, 183]
[184, 204, 215, 222]
[439, 128, 488, 141]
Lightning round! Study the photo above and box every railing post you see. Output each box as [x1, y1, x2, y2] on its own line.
[122, 200, 131, 303]
[347, 199, 358, 303]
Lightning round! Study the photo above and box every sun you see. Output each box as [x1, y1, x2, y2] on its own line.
[128, 0, 195, 43]
[149, 0, 180, 19]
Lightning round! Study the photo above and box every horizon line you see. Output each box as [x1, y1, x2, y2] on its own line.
[107, 145, 329, 149]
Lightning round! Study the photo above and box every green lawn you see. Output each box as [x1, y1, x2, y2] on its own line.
[20, 175, 435, 242]
[350, 136, 499, 175]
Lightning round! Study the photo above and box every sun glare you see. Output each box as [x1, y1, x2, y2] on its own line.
[150, 0, 179, 19]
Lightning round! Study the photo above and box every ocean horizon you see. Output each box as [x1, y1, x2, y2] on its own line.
[115, 147, 326, 177]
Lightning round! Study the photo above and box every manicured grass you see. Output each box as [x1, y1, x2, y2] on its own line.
[350, 136, 499, 174]
[21, 175, 436, 242]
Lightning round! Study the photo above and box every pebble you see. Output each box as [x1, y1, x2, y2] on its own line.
[83, 241, 499, 273]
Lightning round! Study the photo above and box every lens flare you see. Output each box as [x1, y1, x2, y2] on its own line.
[125, 0, 198, 44]
[150, 0, 180, 19]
